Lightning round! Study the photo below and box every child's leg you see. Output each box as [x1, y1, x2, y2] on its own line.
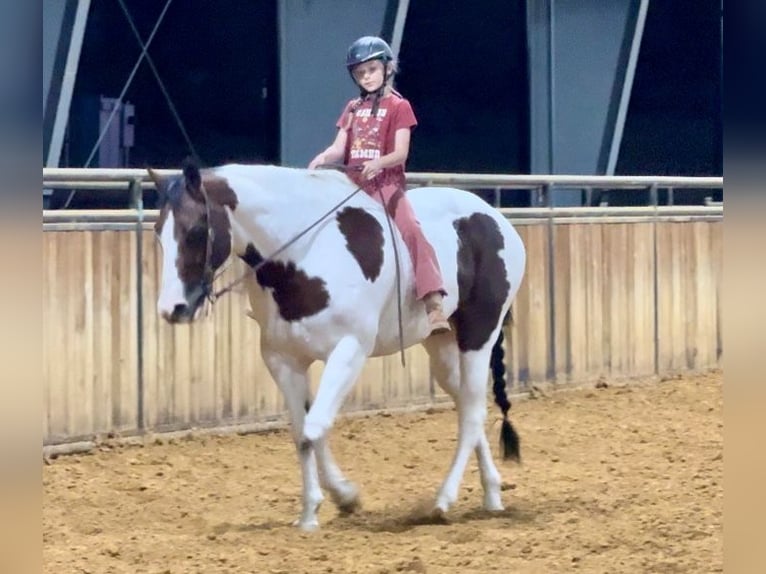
[377, 185, 451, 333]
[381, 186, 445, 300]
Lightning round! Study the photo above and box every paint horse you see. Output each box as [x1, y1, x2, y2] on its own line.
[149, 162, 526, 530]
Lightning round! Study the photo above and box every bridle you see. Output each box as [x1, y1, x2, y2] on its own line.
[194, 163, 407, 366]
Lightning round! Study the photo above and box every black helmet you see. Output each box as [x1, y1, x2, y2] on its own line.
[346, 36, 394, 69]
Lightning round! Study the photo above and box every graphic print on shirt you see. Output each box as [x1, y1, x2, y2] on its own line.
[349, 107, 387, 161]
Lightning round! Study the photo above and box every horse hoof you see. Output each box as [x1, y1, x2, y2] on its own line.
[337, 496, 362, 516]
[292, 516, 320, 531]
[429, 506, 449, 524]
[296, 520, 320, 532]
[332, 481, 361, 515]
[483, 500, 505, 512]
[301, 521, 320, 532]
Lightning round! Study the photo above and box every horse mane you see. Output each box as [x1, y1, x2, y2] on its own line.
[209, 163, 367, 205]
[155, 160, 371, 214]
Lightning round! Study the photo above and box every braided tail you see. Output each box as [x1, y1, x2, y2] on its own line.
[490, 311, 521, 462]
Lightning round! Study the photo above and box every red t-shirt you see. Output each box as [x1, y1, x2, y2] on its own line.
[335, 91, 417, 191]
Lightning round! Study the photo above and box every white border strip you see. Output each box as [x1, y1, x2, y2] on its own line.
[389, 0, 410, 58]
[606, 0, 650, 175]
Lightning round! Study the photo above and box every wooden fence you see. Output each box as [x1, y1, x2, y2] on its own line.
[43, 207, 722, 446]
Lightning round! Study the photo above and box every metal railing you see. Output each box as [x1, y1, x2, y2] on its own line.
[43, 168, 723, 219]
[43, 168, 723, 194]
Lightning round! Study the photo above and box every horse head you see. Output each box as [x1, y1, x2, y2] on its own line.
[149, 160, 237, 323]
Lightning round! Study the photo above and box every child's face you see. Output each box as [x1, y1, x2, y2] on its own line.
[351, 60, 386, 93]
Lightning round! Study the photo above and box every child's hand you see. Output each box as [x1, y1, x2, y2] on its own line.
[361, 159, 384, 180]
[308, 155, 324, 169]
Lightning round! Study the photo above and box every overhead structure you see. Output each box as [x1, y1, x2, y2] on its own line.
[43, 0, 720, 209]
[44, 0, 91, 168]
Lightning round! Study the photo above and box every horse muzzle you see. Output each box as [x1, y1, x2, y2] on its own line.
[160, 284, 208, 324]
[161, 302, 196, 324]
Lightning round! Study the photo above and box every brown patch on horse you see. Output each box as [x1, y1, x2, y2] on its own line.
[240, 242, 264, 268]
[336, 207, 384, 281]
[170, 194, 232, 286]
[451, 213, 511, 352]
[201, 173, 239, 210]
[240, 243, 330, 321]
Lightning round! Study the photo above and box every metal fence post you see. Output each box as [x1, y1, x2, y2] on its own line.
[130, 177, 145, 432]
[649, 183, 660, 376]
[545, 183, 557, 382]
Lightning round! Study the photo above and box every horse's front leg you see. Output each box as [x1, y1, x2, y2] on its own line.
[261, 348, 323, 531]
[314, 436, 361, 514]
[302, 335, 369, 447]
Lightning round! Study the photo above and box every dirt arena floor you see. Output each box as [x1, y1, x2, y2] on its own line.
[43, 372, 722, 574]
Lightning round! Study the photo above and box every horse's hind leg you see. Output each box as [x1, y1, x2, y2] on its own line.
[424, 335, 503, 515]
[474, 425, 504, 511]
[467, 334, 505, 512]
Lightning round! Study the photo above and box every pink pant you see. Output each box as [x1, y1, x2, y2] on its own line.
[367, 183, 446, 300]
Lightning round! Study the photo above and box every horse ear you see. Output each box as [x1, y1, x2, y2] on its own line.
[182, 158, 203, 201]
[147, 167, 167, 202]
[147, 167, 160, 185]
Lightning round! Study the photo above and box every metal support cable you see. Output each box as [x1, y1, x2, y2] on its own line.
[116, 0, 199, 161]
[64, 0, 174, 208]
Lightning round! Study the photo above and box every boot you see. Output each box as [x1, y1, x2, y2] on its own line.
[424, 291, 451, 335]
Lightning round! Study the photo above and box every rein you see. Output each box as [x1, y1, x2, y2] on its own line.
[201, 173, 364, 301]
[197, 164, 407, 366]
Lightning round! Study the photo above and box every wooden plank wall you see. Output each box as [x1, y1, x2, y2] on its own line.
[43, 230, 138, 442]
[656, 220, 723, 372]
[551, 222, 656, 383]
[42, 217, 722, 444]
[505, 224, 551, 388]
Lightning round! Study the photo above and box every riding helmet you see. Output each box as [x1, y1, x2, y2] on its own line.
[345, 36, 394, 69]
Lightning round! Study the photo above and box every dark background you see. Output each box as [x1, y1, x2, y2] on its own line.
[66, 0, 279, 169]
[61, 0, 721, 207]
